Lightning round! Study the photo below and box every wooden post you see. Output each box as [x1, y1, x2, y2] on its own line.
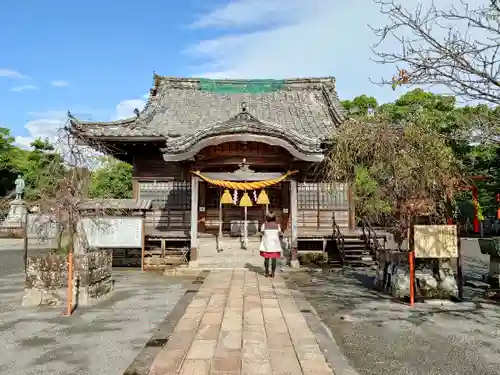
[457, 231, 464, 300]
[348, 184, 355, 230]
[23, 211, 28, 273]
[472, 186, 480, 233]
[408, 216, 415, 307]
[190, 175, 199, 263]
[132, 179, 139, 199]
[141, 217, 145, 271]
[66, 239, 74, 316]
[290, 179, 299, 267]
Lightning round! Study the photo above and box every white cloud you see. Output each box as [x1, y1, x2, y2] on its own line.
[186, 0, 472, 103]
[14, 97, 147, 150]
[113, 99, 146, 120]
[0, 68, 30, 79]
[50, 80, 69, 87]
[11, 84, 38, 92]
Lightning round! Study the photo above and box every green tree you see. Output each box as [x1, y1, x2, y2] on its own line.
[326, 111, 463, 230]
[342, 89, 500, 223]
[341, 94, 378, 115]
[88, 157, 132, 199]
[0, 127, 18, 197]
[19, 138, 66, 201]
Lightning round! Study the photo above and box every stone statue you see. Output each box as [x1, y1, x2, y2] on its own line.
[14, 175, 25, 200]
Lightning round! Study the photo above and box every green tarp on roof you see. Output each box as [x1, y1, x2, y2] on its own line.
[198, 78, 285, 94]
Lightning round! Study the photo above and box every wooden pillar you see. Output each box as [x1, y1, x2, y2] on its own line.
[132, 179, 139, 199]
[348, 184, 355, 230]
[190, 175, 199, 264]
[290, 179, 299, 268]
[198, 182, 206, 233]
[281, 183, 290, 230]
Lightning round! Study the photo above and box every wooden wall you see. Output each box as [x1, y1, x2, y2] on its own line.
[130, 142, 354, 239]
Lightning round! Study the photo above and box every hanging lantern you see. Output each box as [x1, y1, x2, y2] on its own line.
[257, 189, 270, 205]
[239, 192, 253, 207]
[220, 189, 233, 204]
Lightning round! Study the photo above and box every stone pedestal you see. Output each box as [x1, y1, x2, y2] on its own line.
[2, 199, 27, 228]
[488, 257, 500, 288]
[478, 239, 500, 288]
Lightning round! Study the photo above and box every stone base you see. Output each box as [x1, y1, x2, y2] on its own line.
[487, 274, 500, 288]
[2, 199, 27, 228]
[22, 278, 114, 307]
[23, 250, 114, 307]
[374, 249, 458, 299]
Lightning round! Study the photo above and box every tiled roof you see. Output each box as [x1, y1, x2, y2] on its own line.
[69, 75, 346, 141]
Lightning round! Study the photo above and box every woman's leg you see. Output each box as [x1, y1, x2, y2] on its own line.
[264, 258, 270, 275]
[271, 258, 277, 276]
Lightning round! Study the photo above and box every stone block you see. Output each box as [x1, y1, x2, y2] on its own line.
[23, 250, 113, 307]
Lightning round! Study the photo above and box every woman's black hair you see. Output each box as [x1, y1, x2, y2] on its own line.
[265, 212, 276, 222]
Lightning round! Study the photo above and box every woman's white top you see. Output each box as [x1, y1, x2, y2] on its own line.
[259, 223, 283, 253]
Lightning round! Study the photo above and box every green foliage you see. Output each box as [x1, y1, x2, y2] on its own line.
[88, 157, 133, 199]
[341, 95, 378, 115]
[341, 89, 500, 222]
[353, 166, 391, 219]
[326, 110, 462, 224]
[20, 138, 66, 201]
[1, 137, 133, 203]
[0, 127, 18, 197]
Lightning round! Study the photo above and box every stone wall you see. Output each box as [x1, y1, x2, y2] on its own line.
[374, 249, 458, 299]
[23, 250, 113, 307]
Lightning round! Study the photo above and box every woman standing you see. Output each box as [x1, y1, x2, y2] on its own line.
[259, 212, 282, 277]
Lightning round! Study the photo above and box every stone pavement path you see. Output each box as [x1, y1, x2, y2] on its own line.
[149, 270, 335, 375]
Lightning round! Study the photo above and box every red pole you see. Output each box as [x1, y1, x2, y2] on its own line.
[472, 186, 480, 233]
[496, 194, 500, 220]
[408, 251, 415, 306]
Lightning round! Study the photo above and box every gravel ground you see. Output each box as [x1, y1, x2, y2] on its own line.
[289, 238, 500, 375]
[0, 247, 188, 375]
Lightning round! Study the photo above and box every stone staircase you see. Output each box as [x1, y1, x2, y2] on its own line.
[341, 233, 379, 267]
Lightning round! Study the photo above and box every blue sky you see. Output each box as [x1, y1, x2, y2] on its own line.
[0, 0, 462, 147]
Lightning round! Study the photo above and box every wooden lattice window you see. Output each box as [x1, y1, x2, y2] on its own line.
[138, 181, 191, 210]
[298, 183, 318, 209]
[318, 182, 348, 209]
[299, 182, 349, 210]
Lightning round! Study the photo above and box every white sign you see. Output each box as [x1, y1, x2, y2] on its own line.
[81, 217, 143, 248]
[414, 225, 458, 258]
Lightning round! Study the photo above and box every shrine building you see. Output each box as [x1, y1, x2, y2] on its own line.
[69, 75, 358, 269]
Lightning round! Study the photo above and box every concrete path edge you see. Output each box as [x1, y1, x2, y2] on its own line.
[122, 271, 210, 375]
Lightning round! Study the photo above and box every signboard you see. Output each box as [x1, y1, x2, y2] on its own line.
[414, 225, 458, 258]
[81, 217, 143, 248]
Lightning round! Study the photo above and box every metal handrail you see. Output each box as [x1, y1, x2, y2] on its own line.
[361, 217, 385, 260]
[332, 220, 345, 266]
